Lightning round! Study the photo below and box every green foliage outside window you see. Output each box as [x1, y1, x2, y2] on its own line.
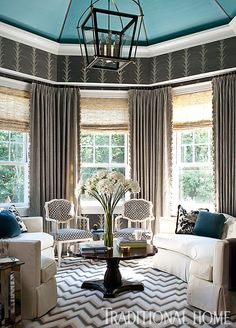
[112, 147, 124, 163]
[95, 147, 109, 163]
[0, 165, 25, 203]
[81, 147, 93, 163]
[80, 133, 127, 200]
[0, 131, 27, 204]
[178, 129, 214, 205]
[81, 133, 125, 165]
[95, 135, 109, 146]
[112, 134, 124, 146]
[179, 168, 214, 203]
[81, 134, 93, 146]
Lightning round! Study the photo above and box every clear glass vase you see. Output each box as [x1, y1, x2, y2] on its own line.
[104, 211, 113, 248]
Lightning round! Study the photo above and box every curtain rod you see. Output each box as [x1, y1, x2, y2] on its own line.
[0, 69, 236, 91]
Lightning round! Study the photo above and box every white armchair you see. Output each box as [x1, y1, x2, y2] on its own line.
[45, 199, 93, 266]
[7, 216, 57, 319]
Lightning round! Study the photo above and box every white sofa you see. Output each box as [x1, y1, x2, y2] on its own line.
[153, 214, 236, 315]
[7, 216, 57, 320]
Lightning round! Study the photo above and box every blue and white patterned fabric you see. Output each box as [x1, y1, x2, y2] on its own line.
[114, 199, 154, 241]
[124, 200, 152, 220]
[47, 200, 73, 222]
[45, 198, 93, 267]
[53, 228, 93, 241]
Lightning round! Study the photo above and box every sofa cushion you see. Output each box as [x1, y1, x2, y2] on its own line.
[0, 210, 21, 238]
[193, 211, 225, 239]
[10, 232, 54, 250]
[153, 233, 218, 265]
[41, 256, 57, 283]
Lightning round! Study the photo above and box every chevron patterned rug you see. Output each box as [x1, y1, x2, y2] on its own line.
[24, 257, 235, 328]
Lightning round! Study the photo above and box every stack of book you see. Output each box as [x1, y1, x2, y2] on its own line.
[79, 241, 108, 254]
[117, 238, 147, 248]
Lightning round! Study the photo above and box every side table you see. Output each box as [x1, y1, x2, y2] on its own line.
[0, 260, 24, 327]
[79, 242, 157, 298]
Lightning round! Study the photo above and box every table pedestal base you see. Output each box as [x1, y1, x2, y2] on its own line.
[81, 279, 144, 298]
[81, 258, 144, 298]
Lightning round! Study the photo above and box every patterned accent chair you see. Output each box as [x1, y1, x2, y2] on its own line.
[114, 199, 155, 241]
[45, 199, 93, 266]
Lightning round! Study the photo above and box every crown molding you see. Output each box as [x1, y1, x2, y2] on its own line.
[0, 22, 60, 54]
[1, 18, 236, 57]
[230, 15, 236, 35]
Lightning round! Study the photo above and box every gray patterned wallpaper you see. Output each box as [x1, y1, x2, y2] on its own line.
[0, 36, 57, 81]
[0, 35, 236, 84]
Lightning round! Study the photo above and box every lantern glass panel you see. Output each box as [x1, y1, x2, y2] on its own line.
[78, 3, 141, 71]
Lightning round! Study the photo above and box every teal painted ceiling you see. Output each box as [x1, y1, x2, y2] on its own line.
[0, 0, 236, 45]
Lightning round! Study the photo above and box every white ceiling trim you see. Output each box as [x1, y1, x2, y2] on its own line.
[0, 22, 60, 54]
[0, 74, 212, 98]
[0, 17, 236, 57]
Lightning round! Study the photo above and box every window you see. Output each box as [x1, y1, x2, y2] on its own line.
[80, 132, 129, 200]
[172, 88, 215, 211]
[0, 86, 30, 207]
[80, 95, 129, 208]
[172, 129, 214, 210]
[0, 130, 28, 205]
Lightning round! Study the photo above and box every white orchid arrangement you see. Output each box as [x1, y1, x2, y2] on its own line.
[77, 170, 140, 214]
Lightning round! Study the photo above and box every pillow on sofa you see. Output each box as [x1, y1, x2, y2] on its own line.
[175, 205, 199, 234]
[8, 204, 28, 232]
[221, 213, 236, 239]
[193, 211, 225, 239]
[0, 209, 21, 238]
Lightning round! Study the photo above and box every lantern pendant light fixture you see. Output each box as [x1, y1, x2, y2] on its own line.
[77, 0, 144, 71]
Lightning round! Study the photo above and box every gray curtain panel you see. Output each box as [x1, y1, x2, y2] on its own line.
[30, 83, 80, 220]
[212, 74, 236, 216]
[128, 88, 172, 233]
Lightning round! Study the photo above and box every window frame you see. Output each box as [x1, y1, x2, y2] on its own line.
[172, 130, 214, 213]
[0, 130, 29, 207]
[171, 83, 215, 213]
[80, 131, 130, 214]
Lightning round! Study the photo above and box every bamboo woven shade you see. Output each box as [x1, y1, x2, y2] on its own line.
[173, 90, 212, 130]
[0, 87, 30, 132]
[80, 97, 128, 131]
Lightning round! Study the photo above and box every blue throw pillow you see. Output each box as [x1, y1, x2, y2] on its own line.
[0, 210, 21, 238]
[193, 211, 225, 239]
